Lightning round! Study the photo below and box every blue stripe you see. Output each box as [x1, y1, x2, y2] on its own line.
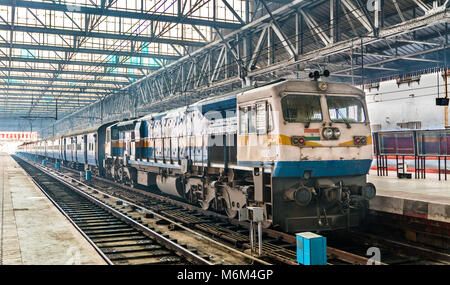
[237, 161, 274, 168]
[197, 96, 236, 114]
[272, 159, 372, 178]
[128, 159, 181, 170]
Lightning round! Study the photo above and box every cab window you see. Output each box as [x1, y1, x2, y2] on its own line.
[327, 96, 366, 123]
[281, 95, 322, 123]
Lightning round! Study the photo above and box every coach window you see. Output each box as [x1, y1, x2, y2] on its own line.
[111, 128, 119, 140]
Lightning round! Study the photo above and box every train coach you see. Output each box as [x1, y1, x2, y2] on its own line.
[18, 79, 376, 233]
[18, 123, 114, 175]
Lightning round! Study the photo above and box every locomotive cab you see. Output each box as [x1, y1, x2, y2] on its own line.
[237, 80, 375, 232]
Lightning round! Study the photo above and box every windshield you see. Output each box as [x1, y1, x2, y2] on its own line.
[327, 96, 366, 123]
[281, 95, 322, 123]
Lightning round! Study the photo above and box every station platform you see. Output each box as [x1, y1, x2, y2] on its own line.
[368, 171, 450, 224]
[0, 153, 106, 265]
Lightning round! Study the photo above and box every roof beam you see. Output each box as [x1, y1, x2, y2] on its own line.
[0, 91, 99, 98]
[0, 102, 82, 108]
[0, 82, 117, 91]
[0, 43, 180, 60]
[334, 46, 445, 74]
[0, 87, 107, 95]
[220, 0, 246, 25]
[362, 52, 441, 62]
[412, 0, 431, 12]
[340, 0, 373, 33]
[0, 92, 100, 99]
[385, 38, 442, 46]
[0, 75, 128, 85]
[299, 9, 331, 46]
[0, 24, 206, 47]
[0, 0, 242, 30]
[0, 56, 164, 70]
[0, 66, 145, 78]
[0, 98, 95, 104]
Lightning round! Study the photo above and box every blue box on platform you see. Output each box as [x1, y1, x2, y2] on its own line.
[296, 232, 327, 265]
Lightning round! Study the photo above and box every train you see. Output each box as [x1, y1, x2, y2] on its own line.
[17, 79, 376, 233]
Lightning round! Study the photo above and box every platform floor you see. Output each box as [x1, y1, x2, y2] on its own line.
[0, 153, 106, 265]
[368, 172, 450, 223]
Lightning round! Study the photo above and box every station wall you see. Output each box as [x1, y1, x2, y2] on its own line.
[365, 70, 448, 131]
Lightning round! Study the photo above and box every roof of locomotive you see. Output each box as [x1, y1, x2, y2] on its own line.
[237, 79, 365, 103]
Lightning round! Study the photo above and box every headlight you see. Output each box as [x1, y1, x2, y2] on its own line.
[318, 82, 328, 91]
[322, 128, 334, 140]
[322, 127, 340, 140]
[332, 128, 341, 139]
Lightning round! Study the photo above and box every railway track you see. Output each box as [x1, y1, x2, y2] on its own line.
[14, 157, 250, 265]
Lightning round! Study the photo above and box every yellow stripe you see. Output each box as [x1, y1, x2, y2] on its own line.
[238, 134, 324, 147]
[238, 134, 372, 147]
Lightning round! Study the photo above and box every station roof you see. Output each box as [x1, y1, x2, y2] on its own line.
[0, 0, 246, 117]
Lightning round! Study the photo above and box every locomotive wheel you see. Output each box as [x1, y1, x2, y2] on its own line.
[222, 197, 237, 218]
[116, 166, 123, 182]
[225, 207, 238, 219]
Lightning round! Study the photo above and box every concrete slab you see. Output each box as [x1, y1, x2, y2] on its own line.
[0, 153, 106, 265]
[368, 173, 450, 223]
